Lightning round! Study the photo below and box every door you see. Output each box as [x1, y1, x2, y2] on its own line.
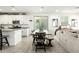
[34, 16, 48, 31]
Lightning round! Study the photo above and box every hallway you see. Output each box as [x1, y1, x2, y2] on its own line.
[0, 36, 69, 53]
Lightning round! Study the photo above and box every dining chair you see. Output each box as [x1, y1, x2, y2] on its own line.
[34, 32, 46, 52]
[0, 29, 9, 50]
[32, 33, 37, 45]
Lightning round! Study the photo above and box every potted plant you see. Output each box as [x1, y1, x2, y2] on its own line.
[39, 23, 44, 32]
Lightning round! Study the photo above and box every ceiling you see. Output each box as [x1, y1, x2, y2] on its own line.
[0, 6, 79, 14]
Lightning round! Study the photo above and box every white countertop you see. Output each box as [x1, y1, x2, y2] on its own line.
[2, 29, 21, 32]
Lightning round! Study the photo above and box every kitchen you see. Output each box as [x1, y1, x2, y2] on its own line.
[0, 12, 32, 46]
[0, 6, 79, 53]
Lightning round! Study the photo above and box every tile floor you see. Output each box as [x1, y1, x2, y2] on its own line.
[0, 36, 69, 53]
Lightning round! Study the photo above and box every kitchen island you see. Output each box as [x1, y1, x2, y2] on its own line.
[56, 29, 79, 52]
[2, 29, 22, 46]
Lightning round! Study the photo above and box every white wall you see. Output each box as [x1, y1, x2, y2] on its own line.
[48, 13, 79, 31]
[0, 15, 24, 24]
[1, 13, 79, 32]
[0, 15, 34, 35]
[22, 15, 34, 34]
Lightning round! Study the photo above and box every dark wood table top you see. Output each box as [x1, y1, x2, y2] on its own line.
[31, 33, 52, 35]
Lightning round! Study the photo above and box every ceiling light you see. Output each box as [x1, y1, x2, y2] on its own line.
[40, 8, 43, 11]
[10, 6, 16, 11]
[40, 6, 44, 11]
[11, 8, 16, 11]
[56, 10, 59, 12]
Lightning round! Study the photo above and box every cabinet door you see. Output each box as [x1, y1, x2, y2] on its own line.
[65, 37, 73, 52]
[58, 31, 79, 52]
[22, 29, 27, 36]
[64, 34, 79, 52]
[72, 38, 79, 52]
[59, 32, 66, 47]
[56, 31, 61, 42]
[60, 32, 73, 52]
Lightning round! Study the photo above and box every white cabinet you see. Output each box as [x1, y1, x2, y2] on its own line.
[0, 15, 24, 24]
[22, 29, 27, 37]
[22, 28, 30, 37]
[57, 30, 79, 52]
[2, 29, 22, 46]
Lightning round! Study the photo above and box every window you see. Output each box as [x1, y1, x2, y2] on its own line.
[71, 19, 78, 27]
[52, 19, 58, 27]
[61, 16, 68, 26]
[34, 16, 48, 31]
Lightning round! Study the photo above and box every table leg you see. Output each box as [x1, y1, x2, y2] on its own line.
[0, 38, 2, 50]
[48, 40, 53, 47]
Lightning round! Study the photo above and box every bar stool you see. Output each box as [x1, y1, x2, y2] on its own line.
[0, 29, 9, 50]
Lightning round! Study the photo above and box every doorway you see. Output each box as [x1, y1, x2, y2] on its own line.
[34, 16, 48, 31]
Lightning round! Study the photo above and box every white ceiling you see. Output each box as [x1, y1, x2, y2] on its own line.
[0, 6, 79, 14]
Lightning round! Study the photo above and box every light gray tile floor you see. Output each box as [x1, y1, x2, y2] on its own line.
[0, 36, 68, 53]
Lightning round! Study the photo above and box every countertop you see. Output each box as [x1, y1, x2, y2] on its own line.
[2, 27, 29, 32]
[2, 29, 21, 32]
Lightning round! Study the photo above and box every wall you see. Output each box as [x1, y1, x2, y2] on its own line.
[0, 15, 24, 24]
[0, 15, 34, 36]
[28, 14, 50, 32]
[48, 13, 79, 34]
[0, 13, 79, 33]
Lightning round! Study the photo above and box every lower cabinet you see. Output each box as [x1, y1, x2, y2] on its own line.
[57, 31, 79, 53]
[22, 29, 30, 37]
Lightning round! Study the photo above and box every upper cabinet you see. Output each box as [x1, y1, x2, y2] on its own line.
[0, 15, 24, 24]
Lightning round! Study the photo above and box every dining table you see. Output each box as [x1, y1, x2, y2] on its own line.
[31, 32, 54, 47]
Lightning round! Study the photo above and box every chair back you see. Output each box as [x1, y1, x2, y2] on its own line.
[35, 32, 46, 42]
[0, 29, 2, 39]
[33, 34, 37, 40]
[0, 29, 2, 47]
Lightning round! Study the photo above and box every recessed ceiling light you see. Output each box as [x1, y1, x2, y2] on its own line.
[40, 6, 44, 11]
[11, 8, 16, 11]
[10, 6, 16, 11]
[40, 8, 43, 11]
[56, 10, 59, 12]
